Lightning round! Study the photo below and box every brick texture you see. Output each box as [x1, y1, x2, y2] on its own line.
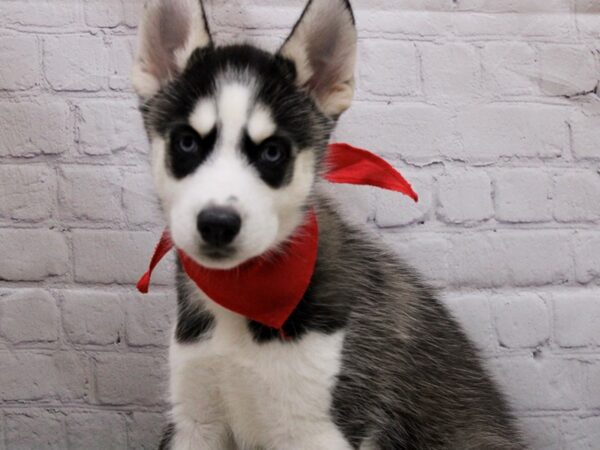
[5, 410, 67, 449]
[62, 291, 124, 346]
[0, 289, 60, 344]
[0, 36, 40, 90]
[0, 165, 56, 222]
[66, 411, 127, 449]
[0, 99, 72, 157]
[94, 353, 166, 406]
[0, 1, 599, 449]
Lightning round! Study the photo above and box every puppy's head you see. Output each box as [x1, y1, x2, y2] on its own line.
[133, 0, 357, 270]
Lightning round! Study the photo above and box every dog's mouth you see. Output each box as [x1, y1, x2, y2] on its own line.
[199, 245, 237, 261]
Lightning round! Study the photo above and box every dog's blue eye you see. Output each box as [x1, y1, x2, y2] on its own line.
[168, 126, 217, 179]
[175, 130, 199, 154]
[260, 140, 287, 164]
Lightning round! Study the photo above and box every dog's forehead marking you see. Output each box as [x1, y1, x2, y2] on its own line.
[218, 82, 253, 148]
[187, 82, 276, 152]
[189, 99, 217, 136]
[247, 105, 276, 144]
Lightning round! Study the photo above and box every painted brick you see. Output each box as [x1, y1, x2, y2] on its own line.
[358, 9, 451, 36]
[124, 293, 176, 347]
[576, 0, 600, 39]
[491, 294, 550, 348]
[127, 412, 165, 450]
[493, 169, 553, 223]
[448, 231, 572, 288]
[359, 40, 419, 97]
[447, 233, 505, 288]
[208, 3, 296, 30]
[0, 0, 77, 27]
[457, 0, 571, 13]
[84, 0, 143, 28]
[0, 229, 69, 281]
[108, 36, 137, 91]
[44, 35, 109, 91]
[520, 416, 562, 450]
[374, 172, 432, 228]
[481, 42, 539, 96]
[0, 165, 55, 221]
[0, 36, 40, 90]
[574, 233, 600, 284]
[437, 170, 493, 225]
[387, 234, 450, 287]
[553, 171, 600, 222]
[94, 353, 166, 406]
[0, 413, 4, 450]
[0, 289, 60, 344]
[583, 360, 600, 409]
[5, 410, 67, 450]
[77, 100, 147, 156]
[122, 170, 163, 227]
[59, 166, 123, 222]
[336, 103, 458, 164]
[62, 291, 123, 346]
[451, 12, 575, 39]
[66, 411, 127, 449]
[538, 45, 598, 96]
[553, 291, 600, 348]
[443, 293, 495, 354]
[0, 352, 88, 402]
[0, 99, 71, 157]
[562, 415, 600, 449]
[72, 230, 173, 285]
[490, 356, 584, 411]
[454, 104, 568, 163]
[571, 108, 600, 161]
[498, 232, 573, 287]
[420, 42, 481, 98]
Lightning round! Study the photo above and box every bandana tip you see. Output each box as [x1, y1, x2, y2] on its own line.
[137, 272, 151, 294]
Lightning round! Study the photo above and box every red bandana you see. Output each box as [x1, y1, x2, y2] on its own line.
[137, 143, 418, 330]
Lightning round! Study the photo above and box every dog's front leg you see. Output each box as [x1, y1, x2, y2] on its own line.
[275, 430, 354, 450]
[170, 420, 234, 450]
[168, 343, 233, 450]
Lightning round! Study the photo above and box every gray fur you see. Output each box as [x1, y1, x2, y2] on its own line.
[311, 193, 525, 448]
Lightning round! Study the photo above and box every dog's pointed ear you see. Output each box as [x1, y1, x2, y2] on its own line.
[279, 0, 357, 117]
[132, 0, 212, 98]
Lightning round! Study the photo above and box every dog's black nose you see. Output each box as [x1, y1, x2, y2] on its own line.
[197, 208, 242, 247]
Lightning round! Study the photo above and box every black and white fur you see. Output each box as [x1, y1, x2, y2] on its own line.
[132, 1, 524, 448]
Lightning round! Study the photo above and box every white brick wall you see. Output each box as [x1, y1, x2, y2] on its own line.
[0, 0, 598, 448]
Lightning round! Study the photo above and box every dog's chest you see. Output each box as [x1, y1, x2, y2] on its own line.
[169, 309, 347, 448]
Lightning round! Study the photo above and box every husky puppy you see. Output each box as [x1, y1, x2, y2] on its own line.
[132, 0, 524, 448]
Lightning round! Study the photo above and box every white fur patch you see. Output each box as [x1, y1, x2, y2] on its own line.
[189, 99, 217, 136]
[247, 104, 276, 143]
[218, 83, 253, 148]
[169, 298, 351, 449]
